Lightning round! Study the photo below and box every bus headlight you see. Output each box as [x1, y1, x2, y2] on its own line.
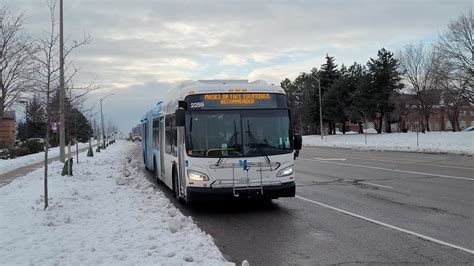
[277, 166, 294, 177]
[187, 170, 210, 181]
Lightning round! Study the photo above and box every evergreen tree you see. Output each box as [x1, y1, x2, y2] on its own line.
[49, 91, 93, 144]
[319, 54, 340, 93]
[319, 55, 340, 134]
[281, 78, 302, 133]
[17, 96, 47, 140]
[351, 66, 377, 133]
[366, 48, 403, 133]
[293, 69, 320, 134]
[324, 63, 367, 134]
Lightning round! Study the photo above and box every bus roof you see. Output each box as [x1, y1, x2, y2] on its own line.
[173, 79, 285, 99]
[141, 79, 286, 121]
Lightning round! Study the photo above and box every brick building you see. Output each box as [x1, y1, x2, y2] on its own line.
[0, 111, 16, 146]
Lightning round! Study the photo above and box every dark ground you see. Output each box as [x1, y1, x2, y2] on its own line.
[138, 146, 474, 265]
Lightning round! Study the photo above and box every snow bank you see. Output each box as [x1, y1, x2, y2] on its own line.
[0, 142, 90, 175]
[0, 140, 231, 265]
[303, 132, 474, 155]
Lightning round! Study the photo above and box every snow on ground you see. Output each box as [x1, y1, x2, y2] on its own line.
[0, 140, 231, 265]
[303, 131, 474, 155]
[0, 142, 91, 175]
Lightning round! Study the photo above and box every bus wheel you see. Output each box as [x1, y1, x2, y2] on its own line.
[143, 152, 149, 170]
[172, 169, 179, 199]
[153, 159, 159, 183]
[173, 170, 186, 205]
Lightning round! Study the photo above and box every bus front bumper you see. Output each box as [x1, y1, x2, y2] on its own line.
[186, 181, 295, 202]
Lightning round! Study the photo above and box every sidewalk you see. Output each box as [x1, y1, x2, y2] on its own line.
[0, 141, 229, 265]
[0, 145, 96, 187]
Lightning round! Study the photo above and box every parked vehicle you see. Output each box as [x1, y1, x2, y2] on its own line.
[0, 148, 10, 160]
[27, 138, 45, 144]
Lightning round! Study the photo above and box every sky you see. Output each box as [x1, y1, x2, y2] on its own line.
[5, 0, 472, 134]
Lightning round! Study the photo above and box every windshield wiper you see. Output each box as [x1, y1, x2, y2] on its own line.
[246, 120, 270, 163]
[216, 120, 238, 166]
[226, 120, 239, 148]
[188, 115, 193, 148]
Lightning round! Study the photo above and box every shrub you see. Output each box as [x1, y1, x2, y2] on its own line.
[24, 140, 44, 154]
[8, 146, 29, 158]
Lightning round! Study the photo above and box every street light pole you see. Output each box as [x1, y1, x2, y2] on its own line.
[100, 93, 114, 148]
[59, 0, 66, 162]
[318, 79, 323, 140]
[18, 100, 28, 140]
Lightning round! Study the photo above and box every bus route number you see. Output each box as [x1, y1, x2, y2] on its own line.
[190, 102, 205, 109]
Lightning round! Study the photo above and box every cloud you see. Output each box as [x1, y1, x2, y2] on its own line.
[4, 0, 472, 133]
[219, 55, 248, 66]
[248, 56, 326, 84]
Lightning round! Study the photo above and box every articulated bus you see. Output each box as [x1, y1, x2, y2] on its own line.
[140, 80, 302, 203]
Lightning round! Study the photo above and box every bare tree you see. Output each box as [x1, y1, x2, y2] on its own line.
[436, 10, 473, 89]
[434, 10, 473, 132]
[105, 118, 118, 141]
[31, 0, 89, 210]
[389, 93, 417, 133]
[442, 70, 470, 131]
[398, 43, 448, 132]
[0, 6, 36, 118]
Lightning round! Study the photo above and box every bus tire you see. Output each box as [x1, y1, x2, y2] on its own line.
[143, 152, 149, 171]
[172, 167, 186, 205]
[153, 158, 160, 183]
[172, 166, 179, 199]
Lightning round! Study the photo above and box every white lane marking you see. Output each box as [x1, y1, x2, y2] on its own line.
[296, 195, 474, 255]
[347, 179, 394, 189]
[313, 157, 347, 161]
[305, 151, 474, 170]
[301, 158, 474, 182]
[361, 182, 394, 189]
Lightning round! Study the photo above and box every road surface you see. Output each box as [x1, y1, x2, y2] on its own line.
[139, 146, 474, 265]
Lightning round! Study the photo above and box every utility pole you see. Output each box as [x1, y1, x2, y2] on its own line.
[100, 93, 114, 148]
[18, 100, 28, 140]
[100, 98, 104, 148]
[318, 79, 323, 140]
[59, 0, 66, 162]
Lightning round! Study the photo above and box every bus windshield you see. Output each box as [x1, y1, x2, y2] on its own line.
[185, 109, 292, 157]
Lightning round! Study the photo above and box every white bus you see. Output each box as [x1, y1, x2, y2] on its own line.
[140, 80, 302, 203]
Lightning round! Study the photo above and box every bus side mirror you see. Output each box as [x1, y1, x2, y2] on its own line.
[293, 134, 302, 160]
[293, 134, 302, 150]
[176, 109, 185, 127]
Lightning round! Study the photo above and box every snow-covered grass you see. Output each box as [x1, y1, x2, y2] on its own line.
[0, 142, 91, 175]
[0, 140, 230, 265]
[303, 131, 474, 155]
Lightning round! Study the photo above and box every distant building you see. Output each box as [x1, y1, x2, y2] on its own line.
[400, 94, 474, 132]
[0, 111, 16, 146]
[342, 92, 474, 133]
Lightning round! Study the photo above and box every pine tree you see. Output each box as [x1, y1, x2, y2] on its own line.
[50, 91, 93, 144]
[21, 96, 47, 140]
[281, 78, 302, 133]
[293, 70, 319, 134]
[320, 54, 340, 93]
[366, 48, 403, 133]
[319, 55, 340, 134]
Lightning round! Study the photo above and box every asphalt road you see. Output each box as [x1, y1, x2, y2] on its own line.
[139, 146, 474, 265]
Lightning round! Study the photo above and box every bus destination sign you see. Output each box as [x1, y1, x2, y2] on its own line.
[204, 93, 270, 105]
[186, 93, 287, 109]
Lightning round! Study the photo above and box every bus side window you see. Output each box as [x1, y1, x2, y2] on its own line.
[171, 114, 177, 156]
[165, 115, 172, 154]
[153, 118, 160, 150]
